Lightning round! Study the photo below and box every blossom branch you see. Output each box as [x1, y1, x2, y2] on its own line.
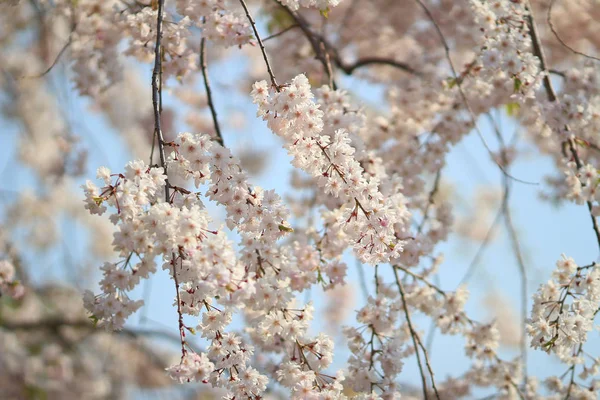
[415, 0, 536, 186]
[151, 0, 187, 361]
[525, 1, 600, 252]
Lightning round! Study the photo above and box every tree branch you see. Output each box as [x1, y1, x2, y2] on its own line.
[151, 0, 170, 200]
[200, 37, 224, 146]
[526, 1, 600, 252]
[414, 0, 536, 186]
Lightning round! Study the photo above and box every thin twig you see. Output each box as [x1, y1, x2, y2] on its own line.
[488, 114, 528, 382]
[263, 23, 300, 42]
[355, 259, 369, 302]
[24, 10, 76, 79]
[280, 5, 339, 89]
[549, 69, 566, 78]
[200, 37, 224, 146]
[547, 0, 600, 63]
[418, 168, 442, 234]
[425, 274, 441, 354]
[395, 265, 446, 297]
[393, 268, 428, 400]
[459, 207, 503, 285]
[25, 37, 72, 79]
[504, 203, 528, 381]
[239, 0, 278, 88]
[1, 318, 202, 353]
[172, 255, 187, 358]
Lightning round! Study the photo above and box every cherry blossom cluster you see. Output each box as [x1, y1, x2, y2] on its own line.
[81, 130, 354, 398]
[251, 74, 410, 264]
[167, 132, 349, 398]
[0, 260, 23, 299]
[278, 0, 342, 12]
[544, 92, 600, 141]
[58, 0, 124, 97]
[527, 255, 600, 398]
[81, 155, 271, 397]
[469, 0, 543, 102]
[246, 301, 347, 398]
[343, 292, 406, 397]
[564, 160, 600, 209]
[119, 8, 198, 78]
[81, 162, 165, 329]
[342, 266, 528, 398]
[527, 255, 599, 361]
[167, 132, 294, 300]
[176, 0, 253, 48]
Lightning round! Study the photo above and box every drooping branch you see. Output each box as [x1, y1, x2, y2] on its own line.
[547, 0, 600, 63]
[526, 1, 600, 252]
[414, 0, 536, 187]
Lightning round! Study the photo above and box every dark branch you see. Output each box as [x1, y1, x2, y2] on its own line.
[280, 5, 419, 86]
[151, 0, 170, 201]
[340, 56, 419, 76]
[239, 0, 279, 88]
[200, 38, 224, 146]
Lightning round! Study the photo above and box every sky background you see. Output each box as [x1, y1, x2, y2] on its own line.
[2, 34, 599, 398]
